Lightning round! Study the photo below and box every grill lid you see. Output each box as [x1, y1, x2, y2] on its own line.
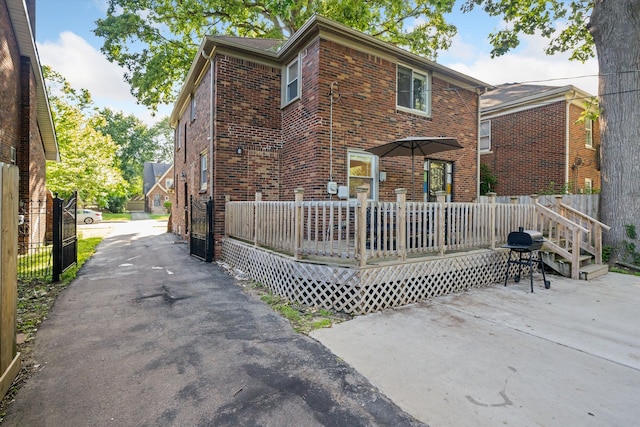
[504, 227, 544, 250]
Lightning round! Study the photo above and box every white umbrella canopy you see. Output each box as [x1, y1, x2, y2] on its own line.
[366, 137, 463, 199]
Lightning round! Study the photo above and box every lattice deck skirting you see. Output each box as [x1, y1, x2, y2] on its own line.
[222, 238, 531, 315]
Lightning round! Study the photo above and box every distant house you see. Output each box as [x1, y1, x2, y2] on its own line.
[1, 0, 59, 245]
[145, 164, 174, 214]
[480, 83, 600, 195]
[170, 15, 490, 258]
[143, 162, 172, 213]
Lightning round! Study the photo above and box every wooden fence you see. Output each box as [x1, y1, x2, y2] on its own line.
[0, 163, 21, 399]
[479, 194, 600, 220]
[226, 188, 543, 265]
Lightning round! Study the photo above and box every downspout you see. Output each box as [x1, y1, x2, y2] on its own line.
[202, 46, 216, 255]
[565, 91, 574, 191]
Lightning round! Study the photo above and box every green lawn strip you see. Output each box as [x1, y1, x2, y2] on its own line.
[102, 212, 131, 221]
[257, 284, 350, 334]
[149, 214, 169, 220]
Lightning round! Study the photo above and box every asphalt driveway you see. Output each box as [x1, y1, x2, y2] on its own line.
[312, 271, 640, 426]
[2, 219, 421, 426]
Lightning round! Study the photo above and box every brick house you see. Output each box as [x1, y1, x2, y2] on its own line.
[1, 0, 58, 244]
[170, 15, 489, 258]
[144, 163, 173, 214]
[480, 83, 600, 196]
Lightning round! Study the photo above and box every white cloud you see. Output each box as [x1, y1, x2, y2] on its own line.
[442, 31, 599, 95]
[37, 31, 172, 125]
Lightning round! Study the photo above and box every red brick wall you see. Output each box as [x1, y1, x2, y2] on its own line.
[281, 39, 478, 202]
[481, 102, 566, 195]
[0, 0, 21, 165]
[567, 103, 600, 192]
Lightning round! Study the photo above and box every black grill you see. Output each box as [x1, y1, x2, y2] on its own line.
[503, 227, 550, 292]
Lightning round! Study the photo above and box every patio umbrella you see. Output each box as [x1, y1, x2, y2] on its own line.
[366, 137, 463, 200]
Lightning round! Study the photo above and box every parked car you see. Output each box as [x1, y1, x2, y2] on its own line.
[76, 209, 102, 224]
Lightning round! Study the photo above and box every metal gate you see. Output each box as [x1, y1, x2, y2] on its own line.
[52, 192, 77, 281]
[189, 195, 213, 262]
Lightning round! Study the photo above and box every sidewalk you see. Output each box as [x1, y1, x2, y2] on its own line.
[2, 221, 421, 426]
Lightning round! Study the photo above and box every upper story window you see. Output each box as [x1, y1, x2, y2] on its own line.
[190, 94, 196, 121]
[165, 178, 174, 190]
[284, 57, 300, 104]
[585, 117, 593, 148]
[397, 65, 431, 115]
[176, 122, 181, 149]
[480, 120, 491, 152]
[200, 151, 208, 190]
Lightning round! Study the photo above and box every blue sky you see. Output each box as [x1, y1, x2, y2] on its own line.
[35, 0, 598, 126]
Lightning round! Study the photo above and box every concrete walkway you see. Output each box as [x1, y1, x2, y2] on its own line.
[312, 272, 640, 426]
[2, 220, 420, 426]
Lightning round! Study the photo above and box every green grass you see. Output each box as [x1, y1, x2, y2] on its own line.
[102, 212, 131, 221]
[17, 237, 103, 340]
[257, 286, 350, 333]
[149, 213, 170, 220]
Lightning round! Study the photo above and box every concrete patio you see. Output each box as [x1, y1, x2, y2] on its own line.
[311, 271, 640, 426]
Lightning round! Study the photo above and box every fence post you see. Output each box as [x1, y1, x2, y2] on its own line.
[436, 191, 446, 256]
[294, 188, 304, 260]
[487, 192, 496, 249]
[530, 194, 539, 230]
[356, 187, 369, 267]
[224, 195, 230, 238]
[254, 192, 262, 247]
[206, 197, 214, 262]
[52, 194, 63, 282]
[396, 188, 407, 261]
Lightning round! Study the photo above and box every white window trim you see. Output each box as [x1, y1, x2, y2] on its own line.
[176, 122, 182, 149]
[396, 64, 432, 117]
[282, 56, 301, 107]
[200, 151, 208, 190]
[347, 150, 377, 200]
[190, 94, 196, 122]
[480, 120, 491, 152]
[584, 177, 593, 194]
[585, 117, 593, 148]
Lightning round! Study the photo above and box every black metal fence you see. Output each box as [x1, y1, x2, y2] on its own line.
[17, 193, 77, 281]
[189, 196, 213, 262]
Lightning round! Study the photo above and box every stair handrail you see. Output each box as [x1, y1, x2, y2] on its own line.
[553, 196, 610, 264]
[532, 200, 589, 279]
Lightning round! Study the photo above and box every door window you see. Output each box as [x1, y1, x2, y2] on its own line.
[424, 160, 453, 202]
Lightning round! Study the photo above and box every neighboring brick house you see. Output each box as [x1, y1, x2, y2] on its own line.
[1, 0, 59, 244]
[480, 83, 600, 196]
[145, 164, 174, 214]
[170, 15, 489, 258]
[143, 162, 172, 213]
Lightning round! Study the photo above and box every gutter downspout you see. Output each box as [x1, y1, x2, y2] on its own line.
[202, 47, 216, 256]
[565, 91, 574, 191]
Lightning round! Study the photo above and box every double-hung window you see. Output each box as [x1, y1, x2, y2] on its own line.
[348, 152, 376, 199]
[480, 120, 491, 152]
[200, 151, 208, 190]
[397, 65, 431, 115]
[284, 58, 300, 104]
[585, 117, 593, 148]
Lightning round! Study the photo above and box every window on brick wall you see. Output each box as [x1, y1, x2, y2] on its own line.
[176, 122, 181, 149]
[348, 151, 377, 199]
[190, 94, 196, 121]
[283, 57, 300, 104]
[480, 120, 491, 152]
[397, 64, 431, 115]
[200, 151, 208, 190]
[584, 178, 593, 194]
[585, 117, 593, 148]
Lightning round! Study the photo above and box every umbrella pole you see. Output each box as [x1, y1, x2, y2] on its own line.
[411, 154, 415, 201]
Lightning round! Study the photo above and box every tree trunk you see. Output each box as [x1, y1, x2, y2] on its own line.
[589, 0, 640, 261]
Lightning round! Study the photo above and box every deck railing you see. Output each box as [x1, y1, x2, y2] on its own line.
[225, 188, 547, 265]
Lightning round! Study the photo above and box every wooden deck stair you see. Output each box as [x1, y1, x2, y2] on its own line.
[540, 250, 609, 280]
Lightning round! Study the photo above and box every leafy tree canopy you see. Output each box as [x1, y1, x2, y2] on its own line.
[44, 67, 128, 208]
[95, 0, 459, 110]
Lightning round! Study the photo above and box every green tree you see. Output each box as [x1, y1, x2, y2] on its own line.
[44, 67, 128, 208]
[94, 0, 457, 110]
